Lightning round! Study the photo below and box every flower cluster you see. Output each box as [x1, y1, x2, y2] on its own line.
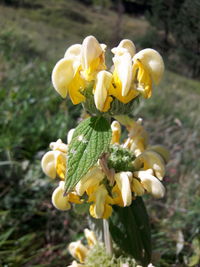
[67, 228, 97, 267]
[52, 36, 164, 113]
[41, 117, 169, 219]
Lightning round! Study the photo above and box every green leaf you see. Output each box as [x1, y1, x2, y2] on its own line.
[109, 197, 151, 266]
[65, 116, 111, 192]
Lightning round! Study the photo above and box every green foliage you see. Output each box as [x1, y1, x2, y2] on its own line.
[65, 116, 112, 192]
[85, 244, 137, 267]
[145, 0, 200, 78]
[109, 197, 151, 266]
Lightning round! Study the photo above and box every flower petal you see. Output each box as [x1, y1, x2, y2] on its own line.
[113, 52, 133, 97]
[52, 181, 71, 210]
[133, 150, 166, 180]
[75, 166, 104, 196]
[133, 48, 164, 85]
[68, 240, 88, 263]
[52, 58, 75, 98]
[114, 171, 132, 206]
[94, 70, 112, 111]
[111, 39, 136, 57]
[134, 169, 165, 198]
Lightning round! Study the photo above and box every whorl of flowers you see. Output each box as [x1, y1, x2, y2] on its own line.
[41, 117, 169, 219]
[52, 36, 164, 114]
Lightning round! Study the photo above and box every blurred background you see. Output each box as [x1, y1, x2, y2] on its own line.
[0, 0, 200, 266]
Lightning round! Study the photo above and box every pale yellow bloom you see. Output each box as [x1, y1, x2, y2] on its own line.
[111, 120, 121, 144]
[114, 172, 133, 207]
[50, 138, 68, 153]
[68, 240, 89, 263]
[116, 116, 148, 156]
[133, 150, 165, 180]
[75, 166, 105, 196]
[112, 52, 133, 97]
[84, 228, 97, 247]
[52, 181, 71, 210]
[81, 35, 106, 81]
[52, 181, 82, 211]
[111, 39, 136, 57]
[41, 150, 66, 179]
[88, 185, 113, 219]
[64, 44, 82, 60]
[94, 70, 113, 112]
[134, 169, 165, 198]
[132, 48, 164, 98]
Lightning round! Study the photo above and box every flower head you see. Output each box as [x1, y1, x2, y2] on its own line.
[51, 36, 164, 114]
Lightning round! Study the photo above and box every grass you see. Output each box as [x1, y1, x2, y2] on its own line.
[0, 0, 200, 266]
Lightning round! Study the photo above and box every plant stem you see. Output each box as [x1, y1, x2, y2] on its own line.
[103, 219, 113, 256]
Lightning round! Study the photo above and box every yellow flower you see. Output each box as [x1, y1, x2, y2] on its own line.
[110, 49, 139, 103]
[81, 35, 106, 81]
[68, 240, 89, 263]
[114, 172, 133, 207]
[111, 120, 121, 144]
[52, 36, 107, 109]
[132, 48, 164, 98]
[75, 166, 105, 196]
[133, 150, 166, 180]
[88, 185, 113, 219]
[94, 70, 113, 112]
[134, 169, 165, 198]
[115, 116, 148, 156]
[41, 150, 66, 179]
[52, 181, 82, 211]
[84, 228, 97, 247]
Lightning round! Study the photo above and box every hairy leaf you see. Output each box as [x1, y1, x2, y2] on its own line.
[65, 116, 111, 192]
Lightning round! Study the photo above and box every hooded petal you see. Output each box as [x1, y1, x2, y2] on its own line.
[52, 57, 75, 98]
[111, 39, 136, 57]
[114, 171, 132, 206]
[75, 166, 104, 196]
[94, 70, 113, 112]
[88, 185, 113, 219]
[64, 44, 82, 59]
[133, 150, 166, 180]
[81, 35, 106, 80]
[41, 150, 66, 179]
[50, 139, 68, 153]
[113, 52, 133, 97]
[52, 181, 71, 210]
[68, 240, 88, 263]
[134, 169, 165, 198]
[133, 48, 164, 85]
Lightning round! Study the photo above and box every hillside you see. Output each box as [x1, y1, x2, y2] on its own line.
[0, 1, 200, 266]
